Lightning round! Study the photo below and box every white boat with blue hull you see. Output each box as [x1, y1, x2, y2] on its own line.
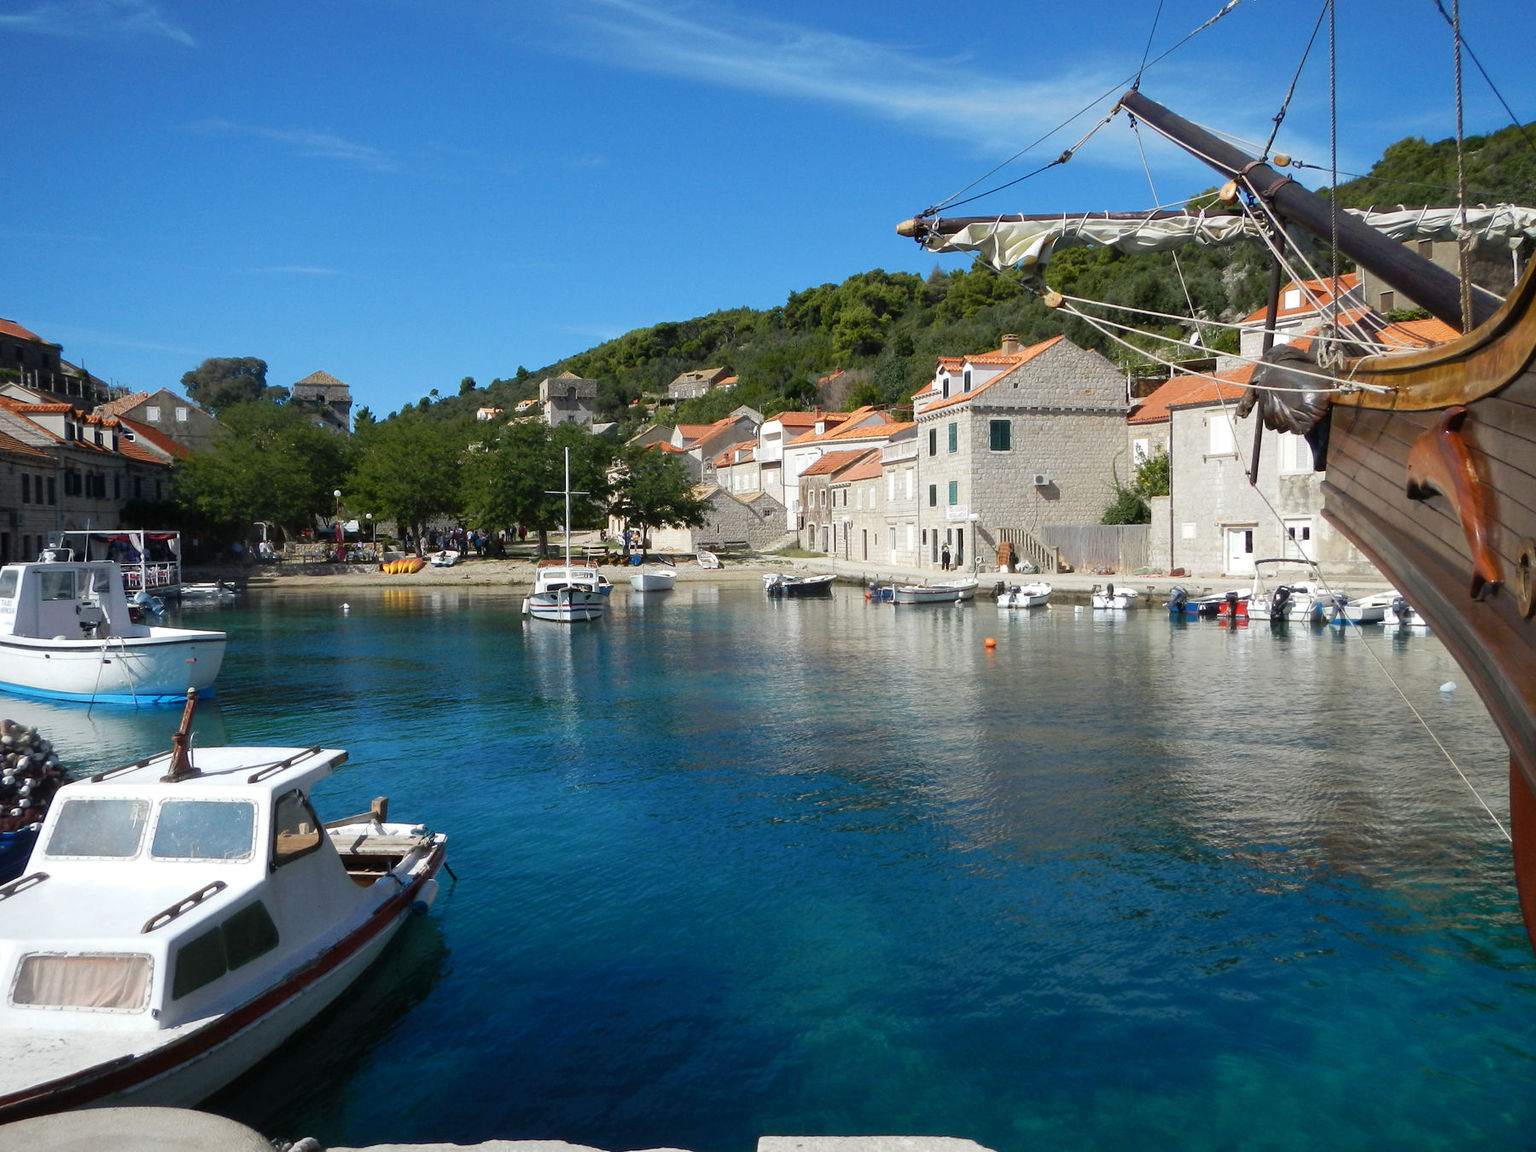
[0, 695, 448, 1123]
[0, 560, 225, 706]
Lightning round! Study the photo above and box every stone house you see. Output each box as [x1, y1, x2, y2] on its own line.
[798, 449, 875, 554]
[0, 393, 173, 564]
[0, 318, 109, 407]
[912, 334, 1127, 572]
[781, 408, 899, 533]
[879, 429, 921, 569]
[290, 370, 353, 434]
[671, 408, 762, 482]
[1231, 276, 1362, 366]
[832, 449, 887, 563]
[1152, 362, 1378, 579]
[648, 485, 785, 554]
[756, 410, 844, 528]
[667, 367, 731, 401]
[96, 389, 222, 456]
[539, 371, 599, 427]
[712, 440, 761, 498]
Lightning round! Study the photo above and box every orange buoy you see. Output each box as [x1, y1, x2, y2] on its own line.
[984, 637, 996, 649]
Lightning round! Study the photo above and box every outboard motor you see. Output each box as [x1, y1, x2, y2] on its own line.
[1167, 586, 1189, 612]
[1391, 595, 1412, 624]
[992, 581, 1007, 599]
[1270, 584, 1293, 622]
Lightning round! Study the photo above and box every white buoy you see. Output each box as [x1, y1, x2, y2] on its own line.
[341, 603, 350, 613]
[1440, 681, 1457, 693]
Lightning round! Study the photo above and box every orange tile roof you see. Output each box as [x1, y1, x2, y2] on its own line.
[1130, 367, 1253, 424]
[838, 449, 883, 483]
[801, 448, 872, 477]
[95, 391, 152, 417]
[117, 416, 191, 459]
[0, 317, 51, 344]
[0, 427, 50, 461]
[917, 336, 1064, 414]
[1239, 274, 1360, 324]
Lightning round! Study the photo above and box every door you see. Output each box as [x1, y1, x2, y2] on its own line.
[1225, 526, 1255, 575]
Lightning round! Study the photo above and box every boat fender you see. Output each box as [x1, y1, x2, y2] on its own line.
[412, 898, 431, 916]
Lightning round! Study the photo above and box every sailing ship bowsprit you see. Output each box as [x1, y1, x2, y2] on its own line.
[902, 89, 1536, 949]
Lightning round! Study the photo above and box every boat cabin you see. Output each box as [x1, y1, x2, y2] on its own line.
[0, 560, 153, 641]
[0, 747, 380, 1034]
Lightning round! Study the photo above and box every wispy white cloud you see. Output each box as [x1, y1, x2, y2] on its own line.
[0, 0, 194, 47]
[547, 0, 1133, 158]
[190, 119, 396, 173]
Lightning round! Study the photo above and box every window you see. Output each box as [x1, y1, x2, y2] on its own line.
[947, 423, 958, 453]
[904, 469, 913, 499]
[12, 953, 152, 1011]
[175, 407, 188, 422]
[989, 420, 1011, 452]
[172, 902, 280, 1000]
[1132, 438, 1150, 465]
[928, 429, 937, 457]
[47, 478, 55, 505]
[45, 798, 150, 858]
[272, 791, 323, 867]
[39, 570, 76, 601]
[1283, 517, 1314, 560]
[1282, 288, 1301, 309]
[941, 377, 950, 399]
[1277, 432, 1314, 474]
[963, 368, 972, 393]
[19, 476, 27, 504]
[948, 481, 958, 505]
[1419, 239, 1434, 258]
[887, 473, 895, 500]
[1379, 291, 1395, 312]
[1209, 412, 1236, 455]
[928, 484, 937, 507]
[151, 800, 256, 861]
[0, 571, 16, 599]
[145, 406, 160, 422]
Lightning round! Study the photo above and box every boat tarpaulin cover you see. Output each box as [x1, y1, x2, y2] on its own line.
[920, 205, 1536, 272]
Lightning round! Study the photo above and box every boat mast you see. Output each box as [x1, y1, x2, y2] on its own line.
[1115, 90, 1499, 333]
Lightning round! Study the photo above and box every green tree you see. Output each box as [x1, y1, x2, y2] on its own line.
[174, 402, 354, 535]
[346, 409, 474, 552]
[180, 357, 283, 413]
[460, 423, 612, 556]
[610, 443, 707, 557]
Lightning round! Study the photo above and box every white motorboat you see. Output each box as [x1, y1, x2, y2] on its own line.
[891, 578, 978, 605]
[1325, 589, 1392, 626]
[696, 549, 721, 570]
[428, 549, 461, 568]
[1385, 593, 1431, 630]
[997, 581, 1051, 609]
[1246, 560, 1328, 624]
[1089, 583, 1137, 610]
[522, 449, 605, 624]
[0, 695, 448, 1122]
[178, 582, 238, 603]
[762, 572, 836, 597]
[0, 560, 226, 706]
[629, 569, 677, 593]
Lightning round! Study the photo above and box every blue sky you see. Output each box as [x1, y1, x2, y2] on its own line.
[3, 0, 1532, 418]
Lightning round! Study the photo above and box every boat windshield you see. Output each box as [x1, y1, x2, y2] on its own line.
[38, 569, 76, 601]
[44, 798, 151, 858]
[151, 800, 257, 861]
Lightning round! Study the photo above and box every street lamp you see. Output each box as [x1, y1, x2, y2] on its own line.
[366, 513, 374, 547]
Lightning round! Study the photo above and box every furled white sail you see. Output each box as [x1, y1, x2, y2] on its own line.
[913, 205, 1536, 272]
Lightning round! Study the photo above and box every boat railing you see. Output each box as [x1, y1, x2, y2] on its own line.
[0, 872, 48, 903]
[141, 880, 227, 935]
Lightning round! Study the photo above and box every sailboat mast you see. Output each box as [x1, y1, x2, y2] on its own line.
[1116, 90, 1499, 332]
[563, 447, 572, 567]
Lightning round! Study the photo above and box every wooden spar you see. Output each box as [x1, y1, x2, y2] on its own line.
[1116, 89, 1499, 333]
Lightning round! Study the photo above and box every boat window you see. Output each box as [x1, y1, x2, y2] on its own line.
[12, 953, 152, 1011]
[171, 902, 280, 1000]
[151, 800, 257, 861]
[38, 570, 76, 601]
[272, 790, 323, 867]
[44, 798, 150, 858]
[0, 571, 15, 600]
[90, 568, 113, 594]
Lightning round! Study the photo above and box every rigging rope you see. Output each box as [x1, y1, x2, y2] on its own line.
[924, 0, 1246, 216]
[1261, 0, 1330, 159]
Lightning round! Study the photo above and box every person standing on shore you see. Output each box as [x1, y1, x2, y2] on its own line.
[941, 542, 951, 571]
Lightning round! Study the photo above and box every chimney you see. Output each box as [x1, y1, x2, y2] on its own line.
[1001, 333, 1020, 355]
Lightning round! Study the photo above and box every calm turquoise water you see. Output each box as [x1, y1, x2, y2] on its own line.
[7, 585, 1533, 1151]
